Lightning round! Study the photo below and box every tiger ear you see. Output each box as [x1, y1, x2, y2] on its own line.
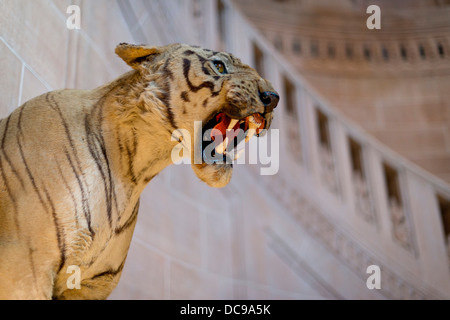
[115, 43, 163, 70]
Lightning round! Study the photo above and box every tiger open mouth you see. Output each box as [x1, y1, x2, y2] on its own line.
[201, 112, 266, 165]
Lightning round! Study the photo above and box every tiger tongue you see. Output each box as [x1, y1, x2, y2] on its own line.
[211, 113, 240, 141]
[211, 113, 229, 140]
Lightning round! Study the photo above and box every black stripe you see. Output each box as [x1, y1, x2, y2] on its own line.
[180, 91, 190, 102]
[27, 240, 39, 295]
[16, 105, 48, 212]
[134, 158, 158, 183]
[195, 54, 213, 76]
[85, 117, 113, 228]
[85, 232, 115, 268]
[159, 83, 177, 129]
[89, 257, 127, 281]
[183, 58, 222, 97]
[98, 129, 117, 221]
[115, 200, 139, 234]
[85, 83, 125, 228]
[183, 50, 195, 56]
[118, 125, 138, 185]
[202, 98, 209, 108]
[162, 57, 174, 80]
[85, 100, 115, 228]
[1, 115, 11, 147]
[143, 174, 157, 184]
[48, 94, 85, 169]
[125, 136, 138, 185]
[63, 147, 94, 236]
[47, 94, 94, 233]
[42, 186, 66, 273]
[1, 115, 25, 189]
[0, 154, 19, 232]
[55, 158, 80, 229]
[116, 125, 125, 172]
[131, 130, 138, 163]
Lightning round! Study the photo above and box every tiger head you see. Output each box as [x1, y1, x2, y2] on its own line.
[116, 43, 279, 188]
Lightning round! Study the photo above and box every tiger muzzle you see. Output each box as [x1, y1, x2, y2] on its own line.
[259, 91, 280, 113]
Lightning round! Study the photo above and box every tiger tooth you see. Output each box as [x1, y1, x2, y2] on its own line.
[248, 115, 259, 125]
[245, 128, 256, 143]
[215, 137, 229, 154]
[228, 118, 239, 130]
[245, 121, 259, 142]
[234, 148, 245, 160]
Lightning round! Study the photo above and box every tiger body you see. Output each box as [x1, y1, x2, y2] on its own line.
[0, 83, 151, 299]
[0, 43, 278, 299]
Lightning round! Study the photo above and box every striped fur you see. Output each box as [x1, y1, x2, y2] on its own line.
[0, 43, 277, 299]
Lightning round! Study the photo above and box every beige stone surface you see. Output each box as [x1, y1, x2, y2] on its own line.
[0, 39, 22, 117]
[0, 0, 69, 90]
[20, 66, 50, 106]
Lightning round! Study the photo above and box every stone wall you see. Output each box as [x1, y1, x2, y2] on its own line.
[234, 0, 450, 184]
[0, 0, 330, 299]
[2, 0, 450, 300]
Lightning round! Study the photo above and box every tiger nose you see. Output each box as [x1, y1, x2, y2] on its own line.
[259, 91, 279, 113]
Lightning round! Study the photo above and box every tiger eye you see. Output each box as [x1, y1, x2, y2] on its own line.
[214, 61, 226, 74]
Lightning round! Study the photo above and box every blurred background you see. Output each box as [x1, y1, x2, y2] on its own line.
[1, 0, 450, 299]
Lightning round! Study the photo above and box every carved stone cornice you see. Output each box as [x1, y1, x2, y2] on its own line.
[258, 173, 442, 299]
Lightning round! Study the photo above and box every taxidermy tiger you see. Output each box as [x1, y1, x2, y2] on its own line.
[0, 43, 279, 299]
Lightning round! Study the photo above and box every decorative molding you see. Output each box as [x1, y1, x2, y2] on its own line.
[389, 199, 413, 251]
[319, 145, 340, 197]
[266, 32, 450, 77]
[353, 172, 377, 225]
[261, 173, 441, 299]
[287, 117, 303, 164]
